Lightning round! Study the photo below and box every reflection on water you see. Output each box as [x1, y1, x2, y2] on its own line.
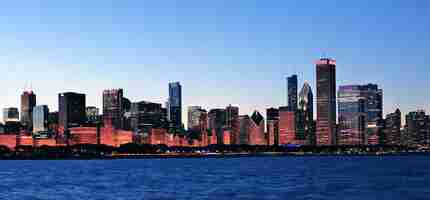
[0, 156, 429, 200]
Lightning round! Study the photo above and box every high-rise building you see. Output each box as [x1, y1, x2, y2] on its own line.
[385, 109, 401, 145]
[168, 82, 182, 128]
[225, 105, 239, 144]
[208, 108, 226, 144]
[249, 111, 265, 145]
[287, 75, 298, 111]
[48, 112, 59, 133]
[21, 90, 36, 131]
[187, 106, 208, 143]
[59, 92, 86, 131]
[225, 105, 239, 130]
[405, 110, 430, 145]
[130, 101, 168, 133]
[338, 85, 367, 145]
[299, 82, 314, 120]
[266, 108, 279, 145]
[86, 106, 100, 123]
[187, 106, 204, 130]
[33, 105, 49, 134]
[103, 89, 128, 129]
[3, 107, 19, 123]
[338, 84, 383, 145]
[362, 84, 383, 122]
[278, 106, 296, 145]
[298, 82, 315, 145]
[316, 58, 337, 145]
[238, 115, 250, 145]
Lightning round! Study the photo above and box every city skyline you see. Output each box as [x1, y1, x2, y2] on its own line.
[1, 1, 430, 124]
[0, 68, 427, 126]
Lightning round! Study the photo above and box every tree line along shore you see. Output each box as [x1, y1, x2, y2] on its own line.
[0, 143, 427, 159]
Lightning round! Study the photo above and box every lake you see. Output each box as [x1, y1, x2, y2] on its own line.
[0, 155, 429, 200]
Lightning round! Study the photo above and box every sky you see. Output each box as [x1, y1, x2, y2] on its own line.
[1, 0, 430, 124]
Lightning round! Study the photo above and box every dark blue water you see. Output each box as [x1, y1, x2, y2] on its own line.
[0, 156, 429, 200]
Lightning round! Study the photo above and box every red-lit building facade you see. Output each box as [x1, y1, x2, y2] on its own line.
[248, 111, 265, 145]
[278, 107, 296, 145]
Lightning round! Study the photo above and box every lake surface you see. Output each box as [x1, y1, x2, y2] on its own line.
[0, 156, 429, 200]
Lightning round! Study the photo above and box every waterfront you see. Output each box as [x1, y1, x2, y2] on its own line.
[0, 156, 429, 200]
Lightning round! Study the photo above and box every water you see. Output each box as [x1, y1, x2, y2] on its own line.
[0, 156, 429, 200]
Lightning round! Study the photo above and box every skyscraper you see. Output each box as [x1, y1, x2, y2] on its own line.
[225, 105, 239, 144]
[405, 110, 430, 145]
[338, 85, 367, 145]
[299, 82, 314, 120]
[238, 115, 250, 145]
[338, 84, 383, 145]
[130, 101, 167, 132]
[278, 106, 296, 145]
[3, 107, 19, 123]
[59, 92, 86, 131]
[287, 75, 298, 111]
[21, 90, 36, 131]
[103, 89, 127, 129]
[187, 106, 204, 130]
[33, 105, 49, 134]
[249, 111, 265, 145]
[266, 107, 279, 145]
[316, 58, 337, 145]
[48, 112, 59, 133]
[385, 109, 401, 145]
[298, 82, 315, 145]
[363, 84, 383, 122]
[208, 108, 226, 144]
[168, 82, 182, 128]
[225, 105, 239, 130]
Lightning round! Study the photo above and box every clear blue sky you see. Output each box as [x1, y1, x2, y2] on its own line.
[1, 0, 429, 124]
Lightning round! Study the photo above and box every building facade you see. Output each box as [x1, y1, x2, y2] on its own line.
[287, 75, 298, 111]
[278, 107, 296, 145]
[32, 105, 49, 134]
[58, 92, 86, 131]
[338, 84, 383, 145]
[298, 82, 315, 145]
[238, 115, 250, 145]
[363, 84, 383, 122]
[103, 89, 129, 129]
[225, 105, 239, 144]
[208, 108, 226, 144]
[249, 111, 265, 145]
[3, 107, 19, 123]
[385, 109, 401, 145]
[86, 106, 100, 124]
[168, 82, 182, 128]
[130, 101, 167, 133]
[405, 110, 430, 145]
[266, 107, 279, 145]
[338, 85, 367, 145]
[21, 91, 36, 131]
[187, 106, 205, 130]
[316, 58, 337, 145]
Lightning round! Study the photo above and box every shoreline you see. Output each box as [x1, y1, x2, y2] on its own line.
[2, 151, 429, 160]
